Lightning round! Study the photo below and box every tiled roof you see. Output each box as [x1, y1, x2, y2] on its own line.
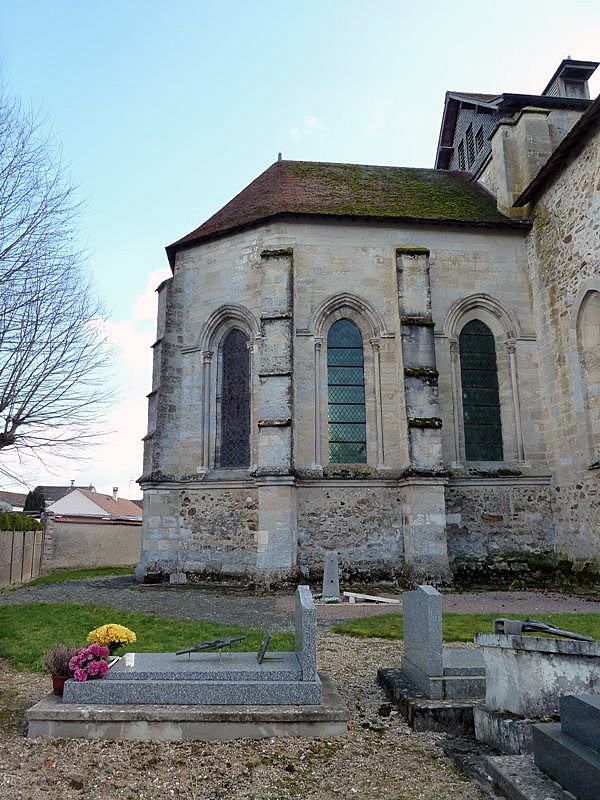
[78, 489, 142, 518]
[166, 160, 525, 264]
[0, 491, 27, 507]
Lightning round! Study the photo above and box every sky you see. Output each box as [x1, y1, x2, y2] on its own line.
[0, 0, 599, 499]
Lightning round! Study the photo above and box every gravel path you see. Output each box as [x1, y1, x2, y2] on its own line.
[2, 576, 600, 631]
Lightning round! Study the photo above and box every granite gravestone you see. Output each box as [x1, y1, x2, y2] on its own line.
[322, 552, 340, 600]
[532, 695, 600, 800]
[62, 585, 320, 705]
[401, 585, 485, 700]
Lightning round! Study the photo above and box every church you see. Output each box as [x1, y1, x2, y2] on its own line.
[137, 59, 599, 585]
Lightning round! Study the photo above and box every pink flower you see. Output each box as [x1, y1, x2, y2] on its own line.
[73, 668, 87, 682]
[87, 660, 100, 676]
[89, 643, 109, 658]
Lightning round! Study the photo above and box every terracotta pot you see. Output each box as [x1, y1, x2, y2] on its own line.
[51, 675, 69, 695]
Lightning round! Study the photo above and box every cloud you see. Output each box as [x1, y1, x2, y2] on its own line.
[132, 267, 172, 323]
[0, 268, 172, 498]
[289, 114, 327, 142]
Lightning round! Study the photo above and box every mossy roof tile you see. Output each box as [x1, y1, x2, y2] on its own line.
[167, 160, 527, 265]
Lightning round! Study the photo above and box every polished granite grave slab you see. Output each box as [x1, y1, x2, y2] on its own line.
[62, 673, 321, 705]
[104, 651, 303, 682]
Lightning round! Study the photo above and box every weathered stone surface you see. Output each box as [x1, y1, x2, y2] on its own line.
[378, 667, 479, 735]
[485, 753, 575, 800]
[475, 632, 600, 716]
[474, 706, 534, 755]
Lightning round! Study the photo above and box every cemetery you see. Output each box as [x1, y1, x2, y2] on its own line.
[3, 566, 597, 799]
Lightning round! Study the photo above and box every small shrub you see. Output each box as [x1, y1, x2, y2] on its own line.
[42, 644, 79, 676]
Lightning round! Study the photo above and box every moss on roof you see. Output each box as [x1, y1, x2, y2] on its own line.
[167, 159, 526, 264]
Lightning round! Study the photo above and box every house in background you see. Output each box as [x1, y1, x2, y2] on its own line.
[42, 487, 142, 572]
[0, 491, 27, 512]
[46, 487, 142, 520]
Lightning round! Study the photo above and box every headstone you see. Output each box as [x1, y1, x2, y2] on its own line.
[322, 551, 340, 600]
[533, 695, 600, 800]
[295, 584, 317, 681]
[402, 585, 443, 695]
[398, 584, 485, 701]
[560, 694, 600, 752]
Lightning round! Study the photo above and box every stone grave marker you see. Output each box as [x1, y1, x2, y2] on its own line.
[322, 551, 340, 600]
[402, 585, 443, 695]
[400, 584, 485, 701]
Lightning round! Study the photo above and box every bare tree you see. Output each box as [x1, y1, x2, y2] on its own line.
[0, 89, 111, 476]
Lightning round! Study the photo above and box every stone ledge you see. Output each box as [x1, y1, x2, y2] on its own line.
[27, 673, 348, 742]
[378, 668, 481, 735]
[485, 754, 575, 800]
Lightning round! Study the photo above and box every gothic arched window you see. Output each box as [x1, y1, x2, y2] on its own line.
[327, 319, 366, 463]
[459, 319, 503, 461]
[219, 328, 250, 467]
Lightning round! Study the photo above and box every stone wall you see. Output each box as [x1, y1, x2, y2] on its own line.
[138, 485, 259, 579]
[526, 126, 600, 562]
[296, 482, 404, 579]
[446, 478, 555, 583]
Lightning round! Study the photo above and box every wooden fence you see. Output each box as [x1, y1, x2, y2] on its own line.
[0, 528, 45, 587]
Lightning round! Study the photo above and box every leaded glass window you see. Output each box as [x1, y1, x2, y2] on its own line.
[219, 328, 250, 467]
[327, 319, 367, 463]
[459, 319, 503, 461]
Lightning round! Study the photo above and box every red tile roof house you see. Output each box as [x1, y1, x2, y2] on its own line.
[138, 59, 600, 587]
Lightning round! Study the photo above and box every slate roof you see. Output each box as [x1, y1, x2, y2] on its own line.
[166, 160, 526, 265]
[35, 485, 94, 506]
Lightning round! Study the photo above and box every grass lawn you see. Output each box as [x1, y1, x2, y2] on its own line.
[331, 612, 600, 642]
[26, 565, 135, 586]
[0, 603, 294, 671]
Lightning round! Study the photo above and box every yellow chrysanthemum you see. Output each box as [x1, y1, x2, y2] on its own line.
[87, 623, 137, 647]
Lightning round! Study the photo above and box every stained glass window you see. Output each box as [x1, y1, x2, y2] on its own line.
[459, 319, 503, 461]
[219, 328, 250, 467]
[327, 319, 367, 463]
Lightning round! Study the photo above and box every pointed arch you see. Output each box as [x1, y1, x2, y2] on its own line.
[311, 292, 390, 339]
[198, 303, 260, 351]
[444, 293, 522, 340]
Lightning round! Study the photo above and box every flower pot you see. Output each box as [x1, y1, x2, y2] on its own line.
[52, 675, 69, 696]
